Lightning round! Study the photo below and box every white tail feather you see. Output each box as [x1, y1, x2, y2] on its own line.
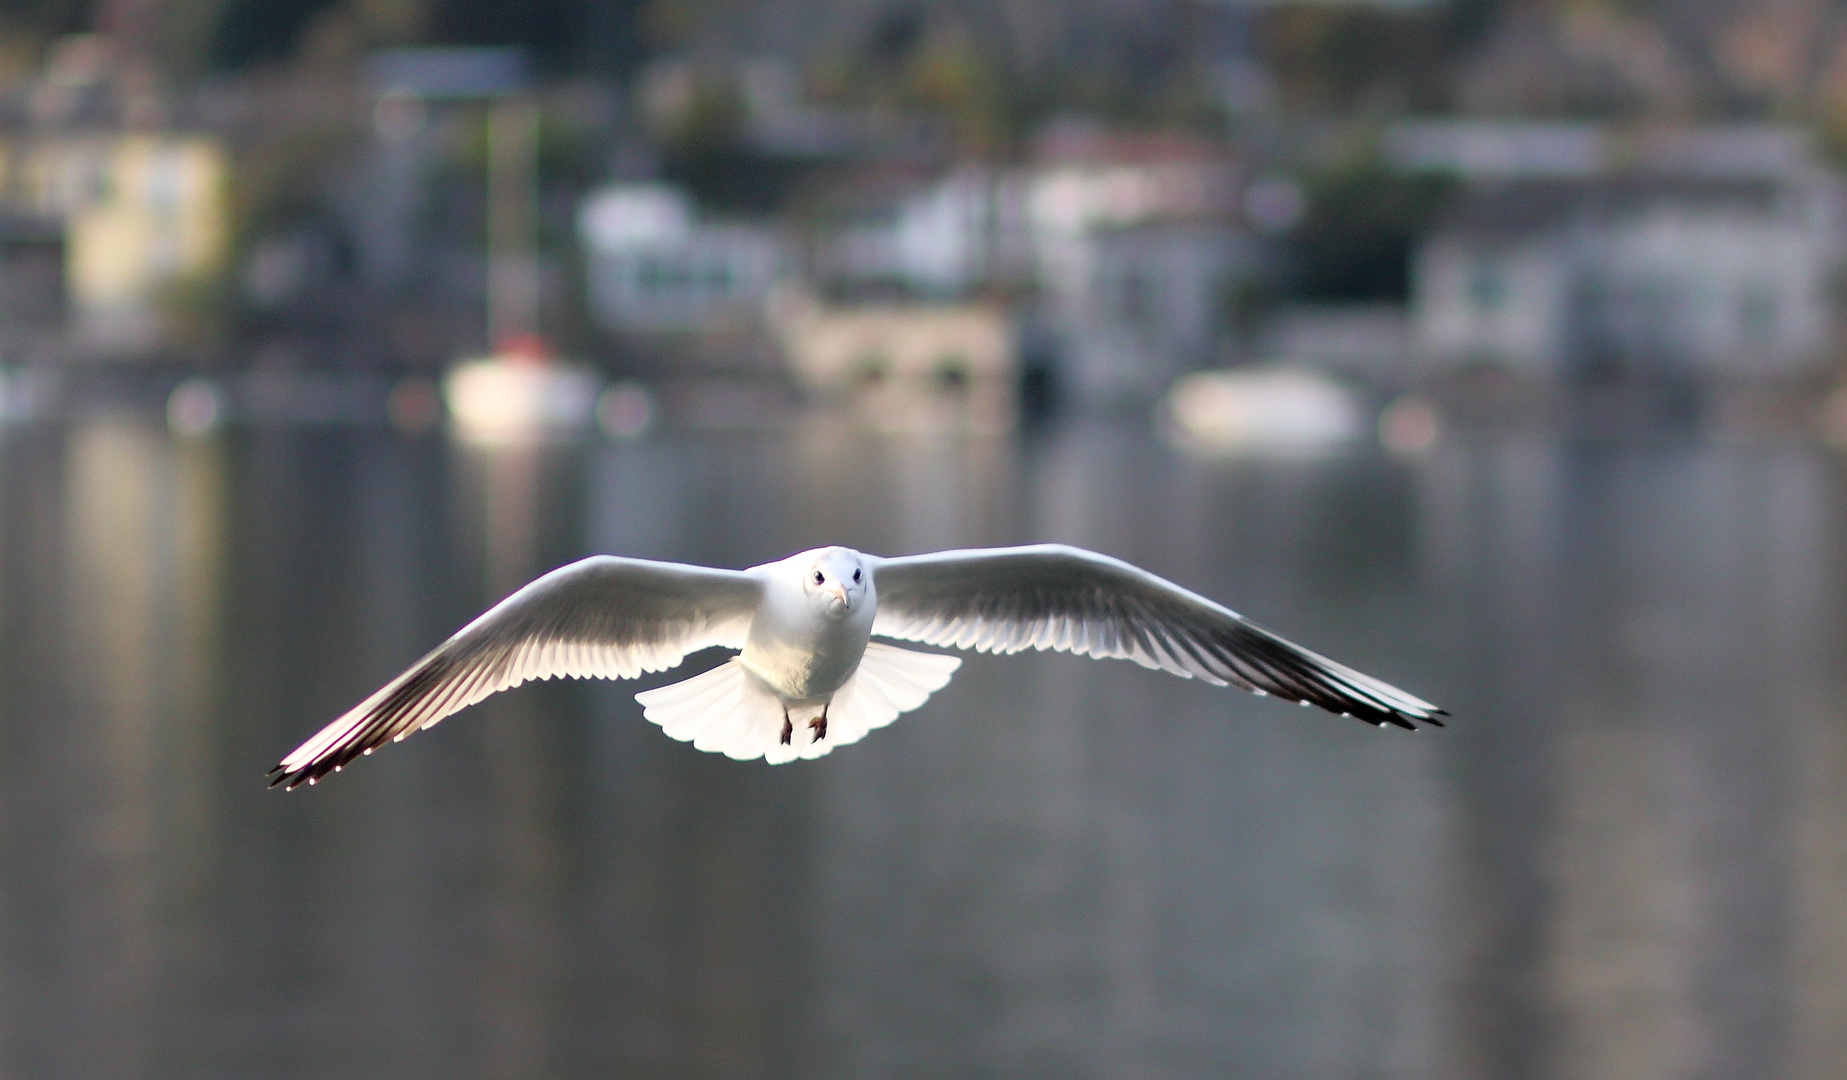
[633, 643, 961, 764]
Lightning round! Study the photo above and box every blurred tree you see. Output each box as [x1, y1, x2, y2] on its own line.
[1258, 3, 1458, 115]
[1455, 1, 1697, 118]
[206, 0, 644, 74]
[902, 26, 1004, 150]
[428, 0, 631, 72]
[0, 0, 92, 42]
[797, 0, 1233, 150]
[654, 77, 797, 212]
[0, 0, 90, 77]
[208, 0, 342, 68]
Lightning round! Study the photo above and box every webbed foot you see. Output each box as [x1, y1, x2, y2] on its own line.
[809, 703, 829, 743]
[780, 706, 793, 746]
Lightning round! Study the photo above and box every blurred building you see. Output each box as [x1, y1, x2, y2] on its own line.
[1066, 221, 1248, 393]
[1387, 121, 1818, 183]
[1024, 127, 1248, 403]
[736, 57, 938, 160]
[1413, 175, 1841, 380]
[809, 166, 1030, 298]
[357, 46, 531, 294]
[773, 292, 1016, 432]
[1386, 121, 1609, 181]
[804, 127, 1251, 406]
[580, 184, 786, 334]
[0, 134, 229, 356]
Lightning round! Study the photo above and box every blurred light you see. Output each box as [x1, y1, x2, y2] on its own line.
[1244, 176, 1305, 235]
[1379, 395, 1441, 456]
[596, 382, 654, 440]
[1162, 367, 1359, 456]
[167, 379, 223, 437]
[443, 358, 598, 443]
[387, 376, 442, 435]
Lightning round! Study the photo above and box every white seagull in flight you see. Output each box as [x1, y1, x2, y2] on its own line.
[271, 545, 1444, 788]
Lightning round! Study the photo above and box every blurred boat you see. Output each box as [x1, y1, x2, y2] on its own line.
[1161, 365, 1361, 456]
[443, 91, 603, 444]
[443, 334, 599, 442]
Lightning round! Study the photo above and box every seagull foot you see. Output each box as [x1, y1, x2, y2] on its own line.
[809, 704, 829, 743]
[780, 706, 793, 746]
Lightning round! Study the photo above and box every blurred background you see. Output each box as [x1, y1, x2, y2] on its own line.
[2, 0, 1847, 1077]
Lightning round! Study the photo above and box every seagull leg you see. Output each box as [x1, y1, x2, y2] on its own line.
[809, 702, 829, 742]
[780, 705, 793, 746]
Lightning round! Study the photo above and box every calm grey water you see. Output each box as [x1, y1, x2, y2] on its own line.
[0, 415, 1842, 1079]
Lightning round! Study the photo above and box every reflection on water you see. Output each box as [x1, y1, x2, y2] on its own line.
[0, 417, 1843, 1078]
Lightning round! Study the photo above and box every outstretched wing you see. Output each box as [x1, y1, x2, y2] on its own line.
[870, 544, 1443, 729]
[271, 556, 762, 788]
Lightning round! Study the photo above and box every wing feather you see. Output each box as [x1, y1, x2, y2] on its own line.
[870, 544, 1443, 729]
[270, 555, 762, 788]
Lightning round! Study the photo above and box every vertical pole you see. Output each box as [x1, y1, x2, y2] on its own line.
[486, 94, 539, 350]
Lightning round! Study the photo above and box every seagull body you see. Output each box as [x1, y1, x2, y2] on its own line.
[271, 544, 1443, 788]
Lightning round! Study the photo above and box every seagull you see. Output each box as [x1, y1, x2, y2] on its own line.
[270, 544, 1444, 788]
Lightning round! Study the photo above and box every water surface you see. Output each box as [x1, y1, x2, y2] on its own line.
[0, 416, 1840, 1079]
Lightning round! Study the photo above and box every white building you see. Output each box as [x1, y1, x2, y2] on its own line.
[1387, 120, 1818, 184]
[803, 127, 1250, 405]
[1022, 131, 1247, 402]
[1413, 177, 1841, 380]
[0, 133, 229, 354]
[811, 166, 1030, 297]
[772, 292, 1016, 432]
[1054, 221, 1249, 399]
[579, 184, 785, 334]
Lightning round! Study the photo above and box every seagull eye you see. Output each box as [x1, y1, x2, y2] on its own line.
[853, 568, 862, 582]
[813, 570, 825, 585]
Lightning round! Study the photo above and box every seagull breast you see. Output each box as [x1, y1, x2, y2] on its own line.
[739, 564, 876, 701]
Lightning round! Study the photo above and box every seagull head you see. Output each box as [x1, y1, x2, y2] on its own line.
[798, 547, 869, 617]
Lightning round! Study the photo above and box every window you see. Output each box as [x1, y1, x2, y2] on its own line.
[934, 355, 970, 393]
